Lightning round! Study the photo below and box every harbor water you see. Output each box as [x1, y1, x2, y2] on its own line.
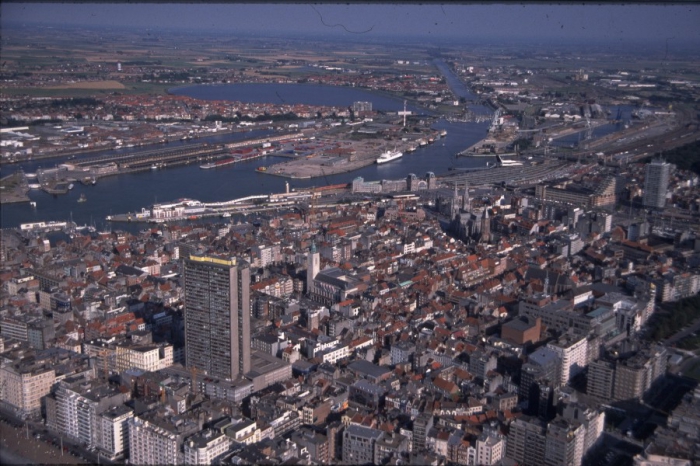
[1, 82, 490, 230]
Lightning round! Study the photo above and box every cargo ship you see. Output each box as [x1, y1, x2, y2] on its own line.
[376, 149, 403, 164]
[200, 157, 237, 169]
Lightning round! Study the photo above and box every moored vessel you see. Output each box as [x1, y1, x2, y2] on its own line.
[200, 157, 237, 169]
[376, 149, 403, 164]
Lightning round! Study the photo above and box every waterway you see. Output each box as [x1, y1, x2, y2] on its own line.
[548, 105, 641, 148]
[169, 83, 426, 113]
[1, 81, 491, 230]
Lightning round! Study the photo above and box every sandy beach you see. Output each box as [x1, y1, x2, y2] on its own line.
[0, 421, 87, 465]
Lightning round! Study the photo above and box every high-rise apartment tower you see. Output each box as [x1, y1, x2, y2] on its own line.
[184, 255, 250, 380]
[643, 158, 670, 209]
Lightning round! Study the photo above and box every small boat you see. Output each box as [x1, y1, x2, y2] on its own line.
[77, 193, 87, 203]
[151, 165, 158, 170]
[30, 201, 37, 208]
[68, 183, 74, 190]
[257, 166, 267, 172]
[221, 212, 231, 218]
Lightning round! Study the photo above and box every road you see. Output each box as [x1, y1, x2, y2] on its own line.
[664, 316, 700, 346]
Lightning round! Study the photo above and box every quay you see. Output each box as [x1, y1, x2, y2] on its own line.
[74, 143, 227, 170]
[438, 159, 573, 186]
[107, 159, 577, 224]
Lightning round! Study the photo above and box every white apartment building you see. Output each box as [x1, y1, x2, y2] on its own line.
[0, 362, 55, 417]
[227, 419, 259, 445]
[115, 344, 173, 373]
[476, 434, 505, 466]
[547, 334, 589, 386]
[317, 343, 350, 364]
[98, 405, 134, 459]
[183, 429, 233, 465]
[128, 413, 198, 466]
[50, 376, 130, 450]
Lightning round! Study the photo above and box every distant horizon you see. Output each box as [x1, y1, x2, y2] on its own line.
[2, 19, 698, 58]
[2, 3, 699, 47]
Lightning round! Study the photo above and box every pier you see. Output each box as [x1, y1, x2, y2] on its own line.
[74, 143, 227, 170]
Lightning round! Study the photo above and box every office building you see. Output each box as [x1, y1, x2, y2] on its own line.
[184, 255, 250, 380]
[643, 158, 671, 209]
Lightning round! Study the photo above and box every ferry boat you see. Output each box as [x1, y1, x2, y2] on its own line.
[496, 154, 523, 167]
[376, 149, 403, 164]
[200, 157, 237, 169]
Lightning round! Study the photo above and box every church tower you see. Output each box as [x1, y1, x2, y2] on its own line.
[462, 183, 471, 212]
[307, 242, 320, 295]
[451, 184, 459, 220]
[480, 207, 491, 243]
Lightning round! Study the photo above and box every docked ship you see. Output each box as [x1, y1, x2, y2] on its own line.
[376, 149, 403, 164]
[200, 157, 237, 169]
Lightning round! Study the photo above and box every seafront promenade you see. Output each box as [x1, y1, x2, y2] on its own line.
[0, 420, 88, 465]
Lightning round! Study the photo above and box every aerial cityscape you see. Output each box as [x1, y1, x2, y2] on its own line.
[1, 3, 700, 466]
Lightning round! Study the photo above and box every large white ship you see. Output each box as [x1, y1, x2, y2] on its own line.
[496, 154, 523, 167]
[376, 149, 403, 164]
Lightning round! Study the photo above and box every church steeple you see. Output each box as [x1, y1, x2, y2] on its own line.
[451, 183, 459, 220]
[307, 243, 320, 296]
[479, 207, 491, 243]
[462, 183, 470, 212]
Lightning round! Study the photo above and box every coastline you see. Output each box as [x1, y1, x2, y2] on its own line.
[0, 421, 87, 465]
